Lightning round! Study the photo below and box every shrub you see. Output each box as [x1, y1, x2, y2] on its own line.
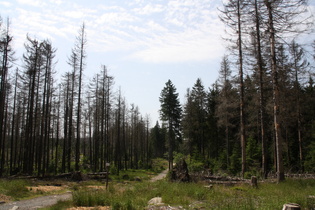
[187, 159, 204, 173]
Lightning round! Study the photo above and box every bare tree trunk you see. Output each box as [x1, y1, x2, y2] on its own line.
[0, 20, 14, 176]
[75, 24, 86, 172]
[254, 0, 268, 179]
[237, 0, 246, 177]
[265, 0, 285, 182]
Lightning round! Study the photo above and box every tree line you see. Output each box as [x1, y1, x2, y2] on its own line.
[0, 20, 151, 177]
[155, 0, 315, 182]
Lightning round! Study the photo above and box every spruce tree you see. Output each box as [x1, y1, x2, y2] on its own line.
[159, 80, 182, 171]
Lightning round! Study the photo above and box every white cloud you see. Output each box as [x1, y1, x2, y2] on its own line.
[8, 0, 225, 64]
[16, 0, 44, 7]
[133, 3, 164, 15]
[123, 0, 225, 63]
[49, 0, 62, 5]
[147, 21, 167, 33]
[96, 12, 137, 26]
[129, 28, 224, 63]
[0, 1, 11, 7]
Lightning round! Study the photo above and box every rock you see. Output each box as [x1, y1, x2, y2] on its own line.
[205, 184, 213, 189]
[148, 197, 163, 206]
[282, 203, 301, 210]
[189, 201, 206, 209]
[134, 176, 142, 182]
[171, 159, 190, 182]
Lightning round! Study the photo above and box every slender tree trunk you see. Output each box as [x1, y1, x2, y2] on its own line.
[168, 119, 173, 172]
[0, 34, 10, 177]
[75, 23, 86, 171]
[62, 74, 70, 173]
[265, 0, 285, 182]
[237, 0, 246, 177]
[254, 0, 268, 179]
[291, 42, 304, 171]
[10, 70, 18, 175]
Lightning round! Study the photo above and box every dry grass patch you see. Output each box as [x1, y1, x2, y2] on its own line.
[27, 185, 66, 193]
[0, 194, 12, 202]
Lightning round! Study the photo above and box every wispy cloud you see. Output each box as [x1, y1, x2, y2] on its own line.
[5, 0, 225, 63]
[16, 0, 44, 7]
[133, 3, 164, 15]
[126, 0, 225, 62]
[0, 1, 12, 7]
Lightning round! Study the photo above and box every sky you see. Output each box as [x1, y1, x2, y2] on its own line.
[1, 0, 314, 126]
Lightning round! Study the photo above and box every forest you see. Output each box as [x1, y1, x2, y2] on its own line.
[0, 0, 315, 181]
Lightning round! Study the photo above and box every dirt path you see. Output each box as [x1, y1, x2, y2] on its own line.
[0, 192, 72, 210]
[150, 169, 169, 182]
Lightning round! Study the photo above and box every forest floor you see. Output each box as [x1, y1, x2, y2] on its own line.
[0, 169, 169, 210]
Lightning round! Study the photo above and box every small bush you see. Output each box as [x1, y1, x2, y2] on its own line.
[41, 200, 73, 210]
[173, 152, 185, 164]
[73, 190, 111, 207]
[187, 159, 204, 173]
[244, 170, 260, 179]
[110, 164, 119, 175]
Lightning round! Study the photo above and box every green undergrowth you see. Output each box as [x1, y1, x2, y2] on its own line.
[40, 200, 73, 210]
[110, 169, 155, 182]
[0, 179, 31, 200]
[109, 158, 167, 182]
[46, 178, 315, 210]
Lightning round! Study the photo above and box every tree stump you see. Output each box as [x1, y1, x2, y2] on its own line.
[71, 171, 85, 181]
[171, 159, 190, 182]
[282, 203, 301, 210]
[251, 176, 258, 188]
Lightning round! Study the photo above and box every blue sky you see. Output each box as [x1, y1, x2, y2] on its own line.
[1, 0, 314, 125]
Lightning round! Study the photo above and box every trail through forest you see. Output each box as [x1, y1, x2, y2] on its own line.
[150, 169, 168, 182]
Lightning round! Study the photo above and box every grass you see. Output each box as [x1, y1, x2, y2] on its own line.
[109, 158, 167, 182]
[40, 200, 73, 210]
[110, 169, 155, 181]
[0, 179, 31, 200]
[1, 173, 315, 209]
[48, 178, 315, 209]
[1, 159, 314, 209]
